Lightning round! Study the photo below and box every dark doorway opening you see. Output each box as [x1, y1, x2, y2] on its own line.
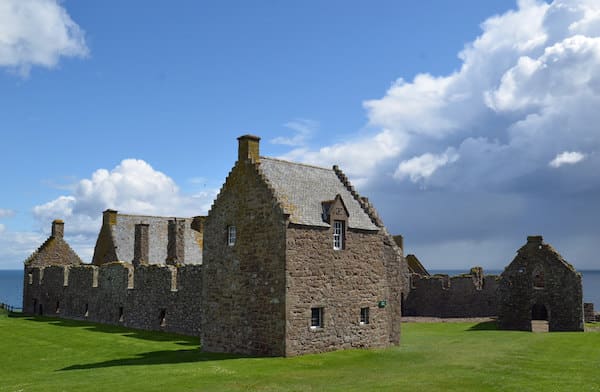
[532, 304, 548, 320]
[531, 303, 549, 332]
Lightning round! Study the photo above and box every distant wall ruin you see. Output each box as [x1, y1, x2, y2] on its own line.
[403, 267, 499, 318]
[23, 263, 202, 336]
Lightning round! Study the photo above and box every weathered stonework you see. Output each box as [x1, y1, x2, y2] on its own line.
[403, 268, 499, 318]
[23, 262, 203, 335]
[285, 225, 402, 355]
[201, 135, 404, 356]
[201, 158, 288, 356]
[497, 236, 583, 332]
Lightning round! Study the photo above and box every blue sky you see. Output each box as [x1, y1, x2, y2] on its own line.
[1, 0, 599, 271]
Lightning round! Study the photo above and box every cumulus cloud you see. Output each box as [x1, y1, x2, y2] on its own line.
[33, 159, 217, 238]
[275, 0, 600, 268]
[271, 119, 318, 147]
[394, 148, 459, 183]
[0, 0, 88, 76]
[549, 151, 586, 167]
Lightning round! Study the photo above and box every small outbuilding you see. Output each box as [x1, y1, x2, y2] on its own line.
[497, 236, 583, 332]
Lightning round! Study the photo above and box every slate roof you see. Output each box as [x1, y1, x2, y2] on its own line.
[259, 157, 379, 231]
[111, 214, 202, 265]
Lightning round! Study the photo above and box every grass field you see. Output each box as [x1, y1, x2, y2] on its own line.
[1, 309, 599, 392]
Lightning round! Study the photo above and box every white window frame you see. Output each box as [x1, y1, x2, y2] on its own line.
[360, 307, 370, 325]
[228, 225, 236, 246]
[310, 307, 323, 329]
[333, 220, 344, 250]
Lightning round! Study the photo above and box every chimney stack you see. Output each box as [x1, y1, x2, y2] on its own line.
[133, 223, 149, 267]
[527, 235, 543, 245]
[166, 219, 186, 265]
[237, 134, 260, 163]
[51, 220, 64, 239]
[103, 209, 118, 226]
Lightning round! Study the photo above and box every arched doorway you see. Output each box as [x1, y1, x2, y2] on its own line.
[531, 303, 549, 332]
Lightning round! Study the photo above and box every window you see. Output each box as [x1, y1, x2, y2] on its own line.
[228, 226, 236, 246]
[310, 307, 323, 329]
[360, 307, 370, 325]
[159, 309, 166, 327]
[333, 220, 344, 250]
[533, 267, 545, 288]
[118, 306, 124, 322]
[55, 301, 60, 314]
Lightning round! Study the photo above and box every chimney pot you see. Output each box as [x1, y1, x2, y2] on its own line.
[237, 134, 261, 163]
[51, 220, 64, 239]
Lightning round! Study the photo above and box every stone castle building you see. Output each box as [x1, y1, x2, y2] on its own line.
[402, 237, 584, 330]
[23, 135, 406, 356]
[497, 236, 584, 332]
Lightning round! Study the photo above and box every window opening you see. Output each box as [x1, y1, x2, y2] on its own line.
[84, 303, 89, 318]
[118, 306, 124, 322]
[533, 268, 545, 288]
[360, 307, 370, 325]
[333, 220, 344, 250]
[228, 226, 236, 246]
[159, 309, 166, 327]
[310, 307, 323, 329]
[55, 301, 60, 314]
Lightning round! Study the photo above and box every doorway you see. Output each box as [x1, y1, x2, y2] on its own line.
[531, 303, 549, 332]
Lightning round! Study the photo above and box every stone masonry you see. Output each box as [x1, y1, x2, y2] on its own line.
[497, 236, 583, 332]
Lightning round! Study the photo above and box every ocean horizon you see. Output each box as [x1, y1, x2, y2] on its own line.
[2, 269, 600, 310]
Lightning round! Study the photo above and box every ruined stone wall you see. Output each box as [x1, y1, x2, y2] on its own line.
[201, 160, 287, 356]
[285, 225, 401, 356]
[497, 237, 583, 332]
[403, 271, 499, 318]
[22, 263, 202, 336]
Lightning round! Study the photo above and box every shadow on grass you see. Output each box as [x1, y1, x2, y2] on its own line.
[59, 349, 248, 371]
[467, 321, 498, 331]
[25, 316, 198, 345]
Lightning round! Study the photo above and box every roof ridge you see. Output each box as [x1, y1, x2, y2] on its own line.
[260, 156, 332, 172]
[114, 213, 197, 220]
[332, 165, 384, 227]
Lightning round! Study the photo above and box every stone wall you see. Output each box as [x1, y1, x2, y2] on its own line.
[402, 269, 499, 318]
[22, 263, 202, 336]
[584, 303, 595, 323]
[201, 159, 287, 356]
[285, 225, 402, 356]
[497, 236, 583, 332]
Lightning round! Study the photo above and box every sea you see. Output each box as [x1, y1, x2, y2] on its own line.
[1, 269, 600, 310]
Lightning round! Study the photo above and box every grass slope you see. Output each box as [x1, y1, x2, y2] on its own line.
[1, 311, 599, 391]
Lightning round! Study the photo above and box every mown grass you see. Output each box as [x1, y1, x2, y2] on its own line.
[1, 310, 599, 391]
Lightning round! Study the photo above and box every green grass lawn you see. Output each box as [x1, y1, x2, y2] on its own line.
[1, 309, 599, 392]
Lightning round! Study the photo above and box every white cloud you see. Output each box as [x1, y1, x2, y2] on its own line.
[280, 0, 600, 191]
[273, 0, 600, 268]
[0, 223, 4, 233]
[0, 208, 14, 218]
[0, 0, 88, 76]
[279, 129, 406, 186]
[32, 159, 217, 248]
[549, 151, 586, 167]
[394, 149, 459, 183]
[0, 229, 46, 269]
[271, 119, 318, 147]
